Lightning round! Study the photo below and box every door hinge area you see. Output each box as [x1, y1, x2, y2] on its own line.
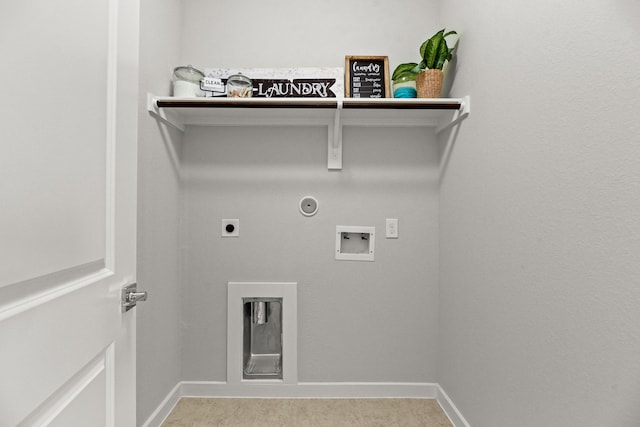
[122, 283, 148, 312]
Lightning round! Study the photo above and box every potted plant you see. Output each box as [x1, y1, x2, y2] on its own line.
[392, 29, 457, 98]
[391, 62, 420, 98]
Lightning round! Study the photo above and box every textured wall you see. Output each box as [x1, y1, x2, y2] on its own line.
[438, 1, 640, 425]
[136, 0, 183, 423]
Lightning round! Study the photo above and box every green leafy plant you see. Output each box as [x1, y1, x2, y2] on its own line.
[420, 29, 457, 70]
[391, 62, 421, 83]
[392, 28, 457, 82]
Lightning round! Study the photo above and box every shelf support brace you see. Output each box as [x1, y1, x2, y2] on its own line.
[435, 95, 471, 135]
[328, 100, 343, 170]
[146, 93, 185, 132]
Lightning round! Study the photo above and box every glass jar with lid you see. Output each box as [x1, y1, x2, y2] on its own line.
[172, 65, 205, 97]
[226, 73, 253, 98]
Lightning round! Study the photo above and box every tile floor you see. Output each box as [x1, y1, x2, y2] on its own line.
[161, 397, 453, 427]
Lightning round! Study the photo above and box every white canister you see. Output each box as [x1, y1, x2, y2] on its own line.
[172, 65, 205, 97]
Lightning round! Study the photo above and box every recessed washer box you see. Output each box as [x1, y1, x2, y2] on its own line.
[335, 225, 375, 261]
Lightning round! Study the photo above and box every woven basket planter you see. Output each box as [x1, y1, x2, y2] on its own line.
[416, 69, 444, 98]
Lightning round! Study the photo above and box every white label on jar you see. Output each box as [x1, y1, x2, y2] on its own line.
[201, 77, 224, 93]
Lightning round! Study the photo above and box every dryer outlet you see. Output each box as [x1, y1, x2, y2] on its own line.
[222, 219, 240, 237]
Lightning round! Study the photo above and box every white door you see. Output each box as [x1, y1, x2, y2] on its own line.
[0, 0, 140, 425]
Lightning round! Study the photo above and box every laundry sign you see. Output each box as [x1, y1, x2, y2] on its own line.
[253, 79, 337, 97]
[203, 68, 344, 98]
[344, 56, 390, 98]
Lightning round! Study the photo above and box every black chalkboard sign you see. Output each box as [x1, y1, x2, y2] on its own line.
[345, 56, 390, 98]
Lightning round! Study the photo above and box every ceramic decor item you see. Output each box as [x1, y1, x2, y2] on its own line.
[391, 63, 419, 98]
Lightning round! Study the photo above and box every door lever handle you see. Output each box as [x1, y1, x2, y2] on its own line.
[122, 283, 148, 312]
[128, 291, 147, 303]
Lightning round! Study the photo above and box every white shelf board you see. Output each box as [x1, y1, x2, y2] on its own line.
[147, 94, 470, 169]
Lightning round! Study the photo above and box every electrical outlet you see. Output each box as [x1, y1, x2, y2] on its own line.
[221, 219, 240, 237]
[385, 218, 398, 238]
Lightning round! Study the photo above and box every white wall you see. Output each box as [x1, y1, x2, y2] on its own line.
[177, 0, 444, 384]
[177, 0, 443, 385]
[136, 0, 445, 420]
[139, 0, 640, 423]
[136, 0, 183, 423]
[181, 125, 439, 382]
[180, 0, 440, 72]
[438, 1, 640, 425]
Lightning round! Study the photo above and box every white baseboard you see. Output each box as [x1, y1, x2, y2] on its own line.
[141, 381, 470, 427]
[436, 384, 471, 427]
[139, 382, 182, 427]
[181, 381, 438, 399]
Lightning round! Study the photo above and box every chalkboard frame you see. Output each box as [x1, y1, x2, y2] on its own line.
[344, 55, 391, 98]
